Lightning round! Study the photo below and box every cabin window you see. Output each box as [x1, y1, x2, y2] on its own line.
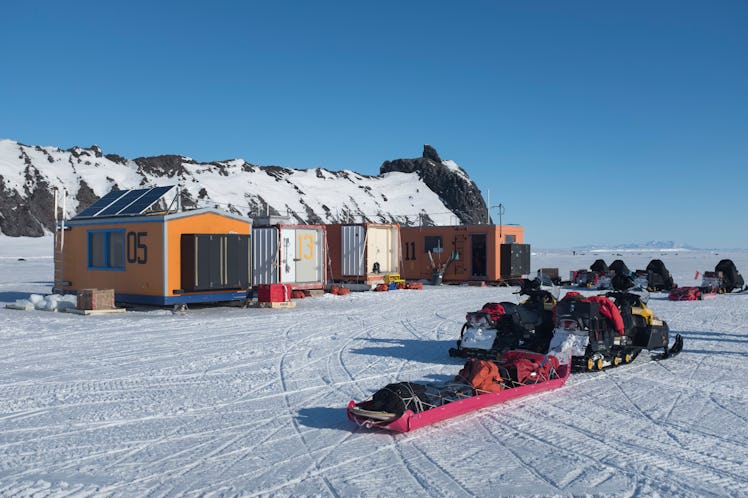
[424, 236, 444, 254]
[504, 235, 516, 243]
[88, 229, 125, 270]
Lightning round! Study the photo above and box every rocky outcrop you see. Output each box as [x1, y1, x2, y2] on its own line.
[134, 155, 187, 178]
[380, 145, 488, 225]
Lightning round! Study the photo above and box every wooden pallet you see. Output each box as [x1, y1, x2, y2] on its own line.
[63, 308, 126, 315]
[4, 304, 36, 311]
[251, 301, 297, 309]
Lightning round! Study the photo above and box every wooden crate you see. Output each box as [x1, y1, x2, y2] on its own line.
[77, 289, 115, 310]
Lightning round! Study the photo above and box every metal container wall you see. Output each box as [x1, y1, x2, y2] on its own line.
[252, 227, 280, 285]
[341, 225, 366, 276]
[253, 225, 326, 287]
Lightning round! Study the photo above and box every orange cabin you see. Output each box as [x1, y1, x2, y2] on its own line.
[59, 187, 252, 305]
[399, 225, 529, 283]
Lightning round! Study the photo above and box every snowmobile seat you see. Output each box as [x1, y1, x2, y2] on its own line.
[499, 302, 518, 315]
[612, 273, 634, 291]
[514, 301, 545, 329]
[618, 303, 636, 334]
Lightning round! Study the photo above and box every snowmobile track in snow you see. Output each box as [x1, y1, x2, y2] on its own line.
[2, 248, 748, 496]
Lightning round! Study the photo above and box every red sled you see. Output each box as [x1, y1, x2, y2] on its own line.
[347, 351, 570, 433]
[668, 286, 717, 301]
[668, 286, 701, 301]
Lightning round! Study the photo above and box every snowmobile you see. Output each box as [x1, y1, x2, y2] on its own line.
[641, 259, 676, 292]
[549, 289, 683, 371]
[708, 259, 746, 293]
[609, 259, 631, 278]
[571, 259, 612, 289]
[448, 278, 558, 360]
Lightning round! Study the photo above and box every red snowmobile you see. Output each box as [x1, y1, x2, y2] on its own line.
[448, 278, 557, 360]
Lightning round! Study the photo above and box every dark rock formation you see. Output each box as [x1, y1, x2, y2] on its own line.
[134, 155, 185, 178]
[380, 145, 487, 225]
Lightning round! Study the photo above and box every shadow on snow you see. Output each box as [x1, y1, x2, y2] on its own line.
[349, 337, 462, 365]
[295, 407, 355, 431]
[0, 291, 36, 302]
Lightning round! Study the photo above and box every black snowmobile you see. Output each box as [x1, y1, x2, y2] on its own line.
[448, 279, 557, 360]
[644, 259, 676, 291]
[713, 259, 745, 293]
[549, 289, 683, 371]
[572, 259, 612, 289]
[609, 259, 636, 291]
[609, 259, 631, 278]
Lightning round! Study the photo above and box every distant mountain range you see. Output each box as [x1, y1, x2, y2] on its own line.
[577, 241, 701, 251]
[0, 141, 489, 237]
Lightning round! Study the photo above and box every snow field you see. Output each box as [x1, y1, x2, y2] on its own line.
[0, 238, 746, 496]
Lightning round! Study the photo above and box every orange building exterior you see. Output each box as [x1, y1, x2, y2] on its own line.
[399, 225, 528, 283]
[61, 209, 252, 305]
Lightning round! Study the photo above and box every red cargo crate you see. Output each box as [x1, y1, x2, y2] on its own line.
[257, 284, 292, 303]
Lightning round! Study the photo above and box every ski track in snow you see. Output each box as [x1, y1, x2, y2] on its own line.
[0, 242, 747, 496]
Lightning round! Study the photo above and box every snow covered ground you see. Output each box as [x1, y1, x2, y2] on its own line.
[1, 237, 747, 497]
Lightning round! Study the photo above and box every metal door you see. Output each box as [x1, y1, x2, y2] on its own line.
[341, 225, 365, 276]
[251, 227, 279, 285]
[367, 226, 396, 273]
[294, 228, 322, 283]
[471, 233, 488, 278]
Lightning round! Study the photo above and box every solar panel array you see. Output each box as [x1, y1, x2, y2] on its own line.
[73, 185, 177, 219]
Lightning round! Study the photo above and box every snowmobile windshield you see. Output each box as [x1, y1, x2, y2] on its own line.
[635, 289, 651, 304]
[540, 283, 560, 301]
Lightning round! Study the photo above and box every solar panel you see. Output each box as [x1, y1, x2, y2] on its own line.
[96, 188, 151, 216]
[118, 186, 176, 215]
[74, 190, 129, 218]
[73, 185, 177, 218]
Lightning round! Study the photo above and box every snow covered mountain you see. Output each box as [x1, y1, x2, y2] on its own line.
[0, 140, 487, 237]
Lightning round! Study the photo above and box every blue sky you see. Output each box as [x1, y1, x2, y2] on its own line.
[2, 1, 746, 248]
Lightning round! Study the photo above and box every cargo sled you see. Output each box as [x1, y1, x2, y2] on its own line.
[668, 284, 718, 301]
[448, 279, 557, 360]
[668, 286, 704, 301]
[348, 351, 570, 432]
[550, 290, 683, 371]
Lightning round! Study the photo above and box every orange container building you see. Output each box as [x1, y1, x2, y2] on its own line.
[57, 186, 252, 305]
[399, 224, 529, 283]
[325, 223, 401, 285]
